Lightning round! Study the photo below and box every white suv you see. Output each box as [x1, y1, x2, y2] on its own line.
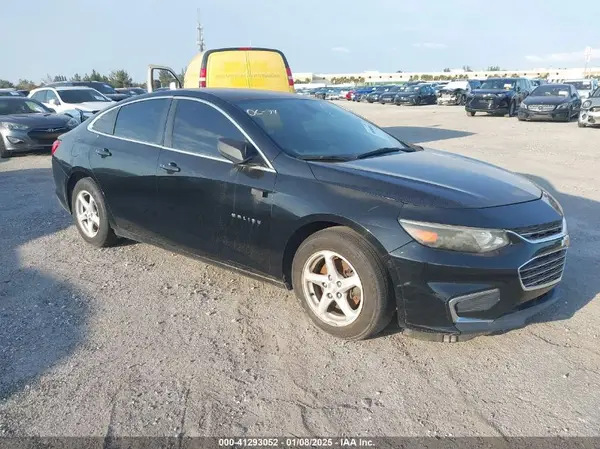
[28, 86, 114, 122]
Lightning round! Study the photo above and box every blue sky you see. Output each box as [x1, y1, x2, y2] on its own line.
[2, 0, 599, 83]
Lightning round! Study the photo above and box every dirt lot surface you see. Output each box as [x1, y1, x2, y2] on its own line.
[1, 103, 598, 438]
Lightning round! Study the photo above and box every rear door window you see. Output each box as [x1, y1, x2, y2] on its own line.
[113, 98, 171, 145]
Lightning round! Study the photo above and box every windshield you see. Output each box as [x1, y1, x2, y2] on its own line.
[564, 81, 592, 91]
[88, 83, 117, 95]
[237, 98, 405, 160]
[405, 85, 421, 92]
[531, 85, 571, 97]
[57, 89, 111, 104]
[0, 98, 51, 115]
[590, 88, 600, 98]
[479, 79, 516, 90]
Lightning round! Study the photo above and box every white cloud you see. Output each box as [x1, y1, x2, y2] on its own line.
[413, 42, 447, 49]
[525, 48, 600, 63]
[331, 47, 350, 53]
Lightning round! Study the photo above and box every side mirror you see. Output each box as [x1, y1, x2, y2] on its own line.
[218, 138, 257, 165]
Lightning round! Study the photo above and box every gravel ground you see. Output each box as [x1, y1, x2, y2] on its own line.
[0, 103, 599, 439]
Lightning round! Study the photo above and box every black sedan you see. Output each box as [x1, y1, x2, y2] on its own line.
[394, 84, 437, 105]
[466, 78, 532, 117]
[518, 84, 581, 122]
[51, 89, 569, 342]
[378, 86, 403, 104]
[0, 97, 78, 158]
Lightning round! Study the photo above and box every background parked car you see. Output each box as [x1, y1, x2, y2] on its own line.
[0, 96, 78, 158]
[353, 86, 376, 102]
[45, 81, 129, 102]
[562, 79, 598, 100]
[115, 87, 147, 96]
[466, 78, 533, 117]
[28, 86, 114, 122]
[518, 84, 580, 122]
[0, 88, 24, 97]
[394, 84, 437, 105]
[578, 87, 600, 128]
[366, 85, 395, 103]
[378, 85, 404, 104]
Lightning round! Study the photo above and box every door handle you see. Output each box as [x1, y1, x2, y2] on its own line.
[159, 162, 180, 173]
[96, 148, 111, 158]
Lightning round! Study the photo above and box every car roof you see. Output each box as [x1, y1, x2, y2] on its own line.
[146, 88, 300, 102]
[41, 86, 97, 91]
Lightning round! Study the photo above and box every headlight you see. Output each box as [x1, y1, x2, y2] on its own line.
[542, 189, 564, 216]
[556, 103, 570, 109]
[66, 118, 79, 128]
[520, 102, 528, 110]
[0, 122, 29, 131]
[399, 219, 510, 253]
[582, 100, 592, 109]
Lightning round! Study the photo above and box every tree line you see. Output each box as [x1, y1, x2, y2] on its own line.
[0, 68, 187, 91]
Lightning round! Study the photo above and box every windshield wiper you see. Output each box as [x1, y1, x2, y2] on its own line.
[300, 155, 351, 162]
[356, 147, 404, 159]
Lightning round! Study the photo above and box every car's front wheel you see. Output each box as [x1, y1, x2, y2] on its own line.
[0, 139, 9, 159]
[578, 120, 586, 128]
[71, 177, 118, 247]
[467, 110, 476, 117]
[292, 227, 394, 340]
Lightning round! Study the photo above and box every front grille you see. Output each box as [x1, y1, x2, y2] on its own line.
[512, 220, 563, 241]
[528, 104, 556, 112]
[470, 98, 496, 109]
[519, 249, 567, 290]
[27, 127, 67, 144]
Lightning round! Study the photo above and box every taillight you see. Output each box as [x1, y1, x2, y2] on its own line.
[286, 67, 294, 87]
[51, 140, 61, 155]
[199, 67, 207, 88]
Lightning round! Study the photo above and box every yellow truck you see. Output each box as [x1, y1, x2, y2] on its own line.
[147, 47, 295, 93]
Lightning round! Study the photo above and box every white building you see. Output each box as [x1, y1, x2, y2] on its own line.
[292, 67, 600, 85]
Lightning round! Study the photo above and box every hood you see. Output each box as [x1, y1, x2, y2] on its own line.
[0, 113, 72, 127]
[106, 93, 130, 102]
[308, 149, 541, 209]
[523, 95, 569, 105]
[577, 90, 592, 98]
[472, 89, 515, 96]
[69, 101, 113, 111]
[380, 91, 398, 97]
[440, 88, 465, 94]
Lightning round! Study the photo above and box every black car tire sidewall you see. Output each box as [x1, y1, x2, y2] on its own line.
[71, 177, 117, 248]
[0, 139, 8, 158]
[291, 227, 394, 340]
[508, 101, 516, 117]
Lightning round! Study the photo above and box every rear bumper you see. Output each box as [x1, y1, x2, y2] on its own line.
[52, 156, 70, 212]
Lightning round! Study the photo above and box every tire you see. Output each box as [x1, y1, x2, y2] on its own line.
[508, 101, 517, 117]
[578, 121, 586, 128]
[71, 177, 118, 248]
[518, 117, 526, 121]
[292, 227, 394, 340]
[414, 96, 421, 105]
[563, 108, 572, 122]
[459, 95, 466, 106]
[466, 110, 476, 117]
[0, 139, 9, 158]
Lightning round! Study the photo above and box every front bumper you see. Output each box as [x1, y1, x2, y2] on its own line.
[579, 109, 600, 126]
[1, 129, 64, 154]
[394, 96, 417, 105]
[437, 96, 460, 105]
[386, 225, 569, 339]
[518, 108, 570, 121]
[466, 96, 511, 113]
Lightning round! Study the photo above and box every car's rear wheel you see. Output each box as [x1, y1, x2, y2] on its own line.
[292, 227, 394, 340]
[459, 95, 466, 106]
[71, 177, 118, 248]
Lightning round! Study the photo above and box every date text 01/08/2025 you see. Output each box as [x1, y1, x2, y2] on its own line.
[217, 438, 375, 447]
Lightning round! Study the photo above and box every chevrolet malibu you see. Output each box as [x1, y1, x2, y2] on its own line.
[51, 89, 569, 342]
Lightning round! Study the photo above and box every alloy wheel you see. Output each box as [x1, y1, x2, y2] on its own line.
[301, 250, 363, 326]
[75, 190, 100, 238]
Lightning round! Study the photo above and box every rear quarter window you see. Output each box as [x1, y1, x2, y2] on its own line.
[113, 98, 171, 145]
[91, 107, 119, 135]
